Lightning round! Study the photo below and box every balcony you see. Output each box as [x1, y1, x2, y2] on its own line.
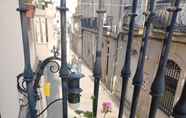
[1, 0, 186, 118]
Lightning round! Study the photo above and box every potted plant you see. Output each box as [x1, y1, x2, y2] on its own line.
[102, 101, 112, 118]
[23, 0, 35, 18]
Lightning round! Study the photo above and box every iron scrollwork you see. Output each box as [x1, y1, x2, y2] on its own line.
[33, 56, 61, 90]
[17, 47, 61, 117]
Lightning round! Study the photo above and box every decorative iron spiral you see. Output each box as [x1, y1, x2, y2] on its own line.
[48, 60, 60, 73]
[17, 73, 27, 94]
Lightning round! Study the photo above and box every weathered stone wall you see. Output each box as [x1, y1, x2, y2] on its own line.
[71, 27, 186, 118]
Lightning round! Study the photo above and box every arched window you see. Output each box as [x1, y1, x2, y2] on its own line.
[160, 60, 181, 116]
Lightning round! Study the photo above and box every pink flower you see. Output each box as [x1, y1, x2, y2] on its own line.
[102, 101, 112, 113]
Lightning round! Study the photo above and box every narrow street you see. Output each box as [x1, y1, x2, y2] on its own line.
[1, 0, 186, 118]
[43, 49, 120, 118]
[68, 50, 120, 118]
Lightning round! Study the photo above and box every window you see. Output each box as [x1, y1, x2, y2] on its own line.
[35, 17, 48, 44]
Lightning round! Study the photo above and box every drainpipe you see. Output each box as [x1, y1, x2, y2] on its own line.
[148, 0, 181, 118]
[58, 0, 69, 117]
[92, 0, 105, 117]
[129, 0, 156, 118]
[17, 0, 37, 118]
[118, 0, 138, 117]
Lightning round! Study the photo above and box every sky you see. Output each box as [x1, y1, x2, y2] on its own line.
[54, 0, 78, 23]
[53, 0, 78, 62]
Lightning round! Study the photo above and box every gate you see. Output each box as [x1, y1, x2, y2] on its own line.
[160, 60, 181, 116]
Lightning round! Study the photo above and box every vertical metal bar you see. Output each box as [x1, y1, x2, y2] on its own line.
[58, 0, 69, 117]
[45, 18, 49, 42]
[92, 0, 105, 117]
[118, 0, 138, 117]
[17, 0, 37, 118]
[118, 0, 125, 22]
[129, 0, 156, 118]
[173, 81, 186, 118]
[148, 0, 181, 118]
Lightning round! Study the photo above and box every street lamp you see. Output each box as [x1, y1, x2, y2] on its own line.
[17, 47, 84, 118]
[68, 72, 83, 104]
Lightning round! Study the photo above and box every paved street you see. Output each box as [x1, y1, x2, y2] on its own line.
[34, 5, 121, 117]
[68, 50, 120, 118]
[42, 49, 120, 118]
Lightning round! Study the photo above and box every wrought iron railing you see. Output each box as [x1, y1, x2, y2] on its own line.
[17, 0, 83, 118]
[79, 0, 186, 118]
[17, 0, 37, 117]
[92, 0, 105, 117]
[159, 60, 181, 116]
[16, 0, 186, 118]
[154, 0, 186, 32]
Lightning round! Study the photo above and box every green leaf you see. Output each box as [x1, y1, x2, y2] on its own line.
[91, 96, 96, 100]
[83, 111, 93, 118]
[75, 110, 84, 115]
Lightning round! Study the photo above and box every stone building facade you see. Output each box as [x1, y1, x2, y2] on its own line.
[71, 0, 186, 118]
[78, 0, 149, 32]
[71, 28, 186, 118]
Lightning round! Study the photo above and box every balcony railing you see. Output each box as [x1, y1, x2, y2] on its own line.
[16, 0, 186, 118]
[153, 0, 186, 32]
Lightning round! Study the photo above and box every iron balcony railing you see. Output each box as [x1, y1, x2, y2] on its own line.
[154, 0, 186, 32]
[16, 0, 186, 118]
[118, 0, 138, 117]
[17, 0, 83, 118]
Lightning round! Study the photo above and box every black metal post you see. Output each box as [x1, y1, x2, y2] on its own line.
[148, 0, 181, 118]
[92, 0, 105, 117]
[129, 0, 156, 118]
[173, 81, 186, 118]
[118, 0, 138, 117]
[58, 0, 69, 117]
[17, 0, 37, 118]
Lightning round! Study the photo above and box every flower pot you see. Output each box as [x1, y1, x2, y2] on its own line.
[23, 0, 33, 4]
[25, 4, 35, 18]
